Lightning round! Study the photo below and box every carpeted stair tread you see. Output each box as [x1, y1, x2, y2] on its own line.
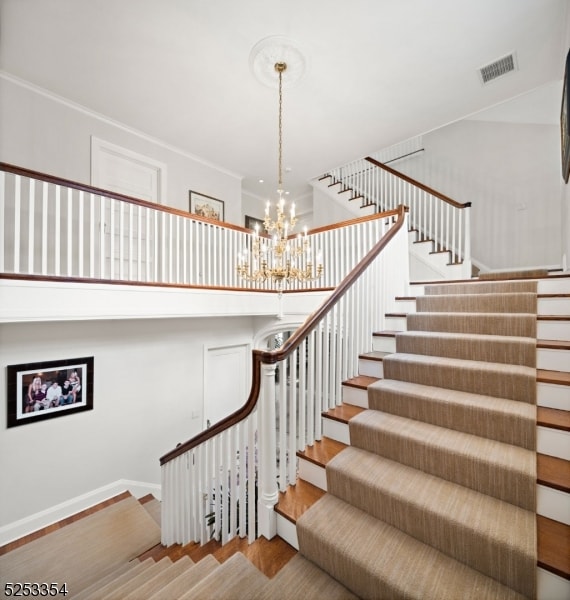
[121, 555, 193, 600]
[140, 497, 161, 526]
[147, 555, 220, 600]
[416, 292, 537, 314]
[406, 312, 537, 337]
[478, 269, 548, 280]
[251, 554, 359, 600]
[367, 378, 536, 449]
[325, 447, 536, 597]
[72, 559, 151, 600]
[425, 280, 539, 295]
[0, 496, 161, 594]
[395, 330, 536, 367]
[297, 493, 528, 600]
[179, 552, 269, 600]
[383, 352, 536, 403]
[90, 556, 172, 600]
[348, 411, 536, 509]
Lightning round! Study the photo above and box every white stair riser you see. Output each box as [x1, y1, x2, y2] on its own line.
[358, 359, 384, 378]
[538, 297, 570, 316]
[342, 386, 368, 408]
[394, 300, 416, 313]
[385, 315, 407, 330]
[322, 417, 351, 445]
[537, 348, 570, 372]
[538, 569, 570, 600]
[538, 279, 570, 295]
[276, 513, 299, 550]
[537, 426, 570, 460]
[538, 382, 570, 411]
[538, 485, 570, 526]
[538, 320, 570, 341]
[372, 336, 396, 353]
[298, 457, 327, 491]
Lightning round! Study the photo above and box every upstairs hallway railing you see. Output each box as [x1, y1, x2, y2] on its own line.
[159, 205, 409, 547]
[326, 155, 472, 272]
[1, 162, 399, 292]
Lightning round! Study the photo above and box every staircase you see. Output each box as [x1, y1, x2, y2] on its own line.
[280, 273, 570, 599]
[0, 493, 355, 599]
[1, 274, 568, 599]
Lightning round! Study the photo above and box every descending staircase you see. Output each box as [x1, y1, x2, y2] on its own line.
[279, 273, 570, 599]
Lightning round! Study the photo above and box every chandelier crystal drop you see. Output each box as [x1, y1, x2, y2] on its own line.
[237, 61, 323, 291]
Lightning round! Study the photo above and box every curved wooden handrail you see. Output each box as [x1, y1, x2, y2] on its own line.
[160, 204, 407, 465]
[365, 157, 472, 209]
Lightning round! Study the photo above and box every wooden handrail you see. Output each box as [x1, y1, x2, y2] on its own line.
[1, 161, 402, 239]
[0, 161, 252, 233]
[365, 157, 472, 209]
[159, 204, 407, 465]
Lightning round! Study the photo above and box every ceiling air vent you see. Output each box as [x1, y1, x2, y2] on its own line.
[478, 53, 517, 84]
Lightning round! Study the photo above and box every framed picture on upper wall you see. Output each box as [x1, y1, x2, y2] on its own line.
[245, 215, 264, 231]
[6, 356, 94, 428]
[561, 49, 570, 183]
[189, 190, 225, 221]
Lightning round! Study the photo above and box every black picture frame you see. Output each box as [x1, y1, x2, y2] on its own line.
[245, 215, 264, 231]
[561, 49, 570, 183]
[6, 357, 94, 428]
[189, 191, 225, 221]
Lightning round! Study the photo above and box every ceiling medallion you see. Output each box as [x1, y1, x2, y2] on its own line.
[249, 35, 308, 88]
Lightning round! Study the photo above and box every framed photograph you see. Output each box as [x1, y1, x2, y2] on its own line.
[6, 357, 94, 428]
[561, 49, 570, 183]
[189, 191, 225, 221]
[245, 215, 264, 231]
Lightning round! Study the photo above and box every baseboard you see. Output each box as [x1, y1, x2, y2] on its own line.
[0, 479, 161, 546]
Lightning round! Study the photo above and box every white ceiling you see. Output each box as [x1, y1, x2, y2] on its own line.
[0, 0, 568, 199]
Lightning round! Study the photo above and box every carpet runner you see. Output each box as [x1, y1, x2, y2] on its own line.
[297, 279, 537, 599]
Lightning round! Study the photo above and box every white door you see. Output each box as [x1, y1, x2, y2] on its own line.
[91, 137, 167, 279]
[204, 344, 250, 429]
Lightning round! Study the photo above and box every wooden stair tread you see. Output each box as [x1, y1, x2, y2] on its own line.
[372, 330, 399, 337]
[537, 515, 570, 580]
[297, 437, 347, 467]
[358, 351, 390, 361]
[538, 315, 570, 321]
[323, 403, 366, 423]
[537, 369, 570, 386]
[537, 454, 570, 493]
[537, 406, 570, 432]
[275, 480, 325, 524]
[342, 375, 379, 389]
[537, 339, 570, 350]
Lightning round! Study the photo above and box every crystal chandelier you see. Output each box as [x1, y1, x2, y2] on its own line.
[237, 62, 323, 291]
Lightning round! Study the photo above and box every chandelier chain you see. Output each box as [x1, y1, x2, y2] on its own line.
[277, 64, 284, 187]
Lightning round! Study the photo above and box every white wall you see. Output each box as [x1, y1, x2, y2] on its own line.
[0, 74, 243, 224]
[0, 315, 255, 527]
[395, 109, 563, 270]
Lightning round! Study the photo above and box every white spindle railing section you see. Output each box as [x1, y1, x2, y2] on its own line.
[1, 163, 405, 292]
[327, 156, 471, 269]
[160, 206, 409, 547]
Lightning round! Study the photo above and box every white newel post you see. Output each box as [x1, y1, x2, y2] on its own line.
[258, 361, 278, 539]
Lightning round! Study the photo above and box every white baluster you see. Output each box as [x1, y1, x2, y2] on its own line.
[41, 181, 48, 275]
[78, 192, 84, 278]
[53, 185, 61, 276]
[27, 179, 35, 274]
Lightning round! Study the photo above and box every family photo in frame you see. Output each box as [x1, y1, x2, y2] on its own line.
[6, 357, 94, 428]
